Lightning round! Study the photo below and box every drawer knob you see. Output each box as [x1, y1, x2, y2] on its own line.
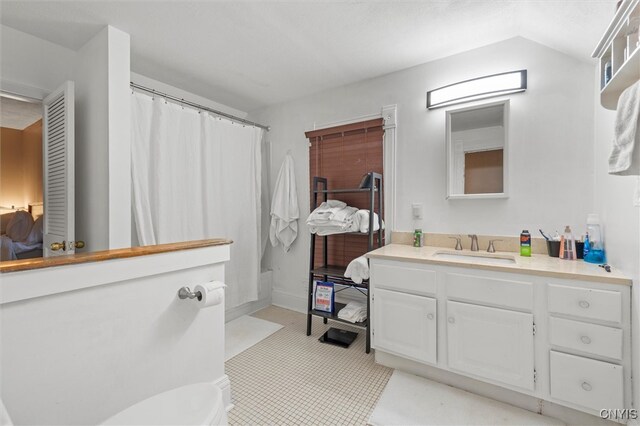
[578, 300, 590, 309]
[448, 317, 455, 324]
[580, 335, 592, 344]
[427, 313, 434, 320]
[581, 382, 592, 391]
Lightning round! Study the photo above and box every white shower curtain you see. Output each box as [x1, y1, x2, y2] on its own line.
[131, 92, 263, 308]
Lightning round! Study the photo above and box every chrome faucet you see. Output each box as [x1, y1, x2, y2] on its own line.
[487, 239, 502, 253]
[468, 234, 479, 251]
[449, 235, 463, 250]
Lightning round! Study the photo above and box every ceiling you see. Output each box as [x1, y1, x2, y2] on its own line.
[0, 97, 42, 130]
[0, 1, 616, 112]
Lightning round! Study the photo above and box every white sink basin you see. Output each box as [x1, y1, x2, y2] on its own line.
[433, 251, 516, 265]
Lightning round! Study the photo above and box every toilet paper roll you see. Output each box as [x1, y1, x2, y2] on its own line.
[194, 281, 226, 308]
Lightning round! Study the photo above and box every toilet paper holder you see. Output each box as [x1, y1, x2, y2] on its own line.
[178, 286, 202, 301]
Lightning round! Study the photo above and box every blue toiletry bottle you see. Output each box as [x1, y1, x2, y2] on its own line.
[583, 232, 590, 259]
[584, 214, 605, 264]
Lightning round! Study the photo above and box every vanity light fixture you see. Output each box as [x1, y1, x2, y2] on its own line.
[427, 70, 527, 109]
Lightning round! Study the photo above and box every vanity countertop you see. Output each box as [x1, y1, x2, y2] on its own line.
[366, 244, 631, 286]
[0, 238, 233, 274]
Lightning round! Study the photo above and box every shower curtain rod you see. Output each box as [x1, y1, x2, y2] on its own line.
[130, 82, 270, 131]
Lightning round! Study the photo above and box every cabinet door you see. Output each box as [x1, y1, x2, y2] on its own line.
[373, 288, 437, 364]
[447, 301, 534, 390]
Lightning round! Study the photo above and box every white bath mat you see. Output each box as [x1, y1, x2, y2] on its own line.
[368, 371, 564, 426]
[225, 315, 282, 361]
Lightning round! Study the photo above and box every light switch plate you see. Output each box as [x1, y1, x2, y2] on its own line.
[412, 203, 423, 219]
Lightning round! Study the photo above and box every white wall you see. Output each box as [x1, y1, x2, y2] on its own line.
[592, 71, 640, 408]
[108, 28, 132, 250]
[0, 245, 229, 425]
[249, 37, 596, 311]
[0, 25, 76, 99]
[74, 26, 131, 252]
[130, 72, 249, 120]
[1, 24, 132, 252]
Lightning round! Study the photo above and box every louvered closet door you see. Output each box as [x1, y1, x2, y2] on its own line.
[43, 81, 75, 257]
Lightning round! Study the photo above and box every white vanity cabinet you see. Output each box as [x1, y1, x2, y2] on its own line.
[446, 301, 534, 390]
[370, 260, 438, 364]
[546, 280, 629, 414]
[368, 255, 632, 421]
[373, 288, 437, 364]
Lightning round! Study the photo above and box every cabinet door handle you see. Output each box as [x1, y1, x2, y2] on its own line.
[427, 313, 434, 320]
[581, 382, 592, 391]
[448, 317, 455, 324]
[578, 300, 590, 309]
[580, 335, 592, 344]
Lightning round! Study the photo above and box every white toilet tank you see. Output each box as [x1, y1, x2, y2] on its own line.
[100, 383, 227, 426]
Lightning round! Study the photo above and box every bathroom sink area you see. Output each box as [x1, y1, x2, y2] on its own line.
[433, 251, 517, 265]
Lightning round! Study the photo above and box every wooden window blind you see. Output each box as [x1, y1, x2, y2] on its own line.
[306, 118, 384, 268]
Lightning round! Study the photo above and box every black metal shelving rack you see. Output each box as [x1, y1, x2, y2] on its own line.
[306, 172, 384, 353]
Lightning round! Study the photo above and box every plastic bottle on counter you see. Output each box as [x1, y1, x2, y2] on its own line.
[520, 230, 531, 257]
[559, 225, 577, 260]
[584, 214, 606, 264]
[413, 229, 423, 247]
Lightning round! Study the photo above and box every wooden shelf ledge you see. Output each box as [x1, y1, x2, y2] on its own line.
[0, 238, 233, 273]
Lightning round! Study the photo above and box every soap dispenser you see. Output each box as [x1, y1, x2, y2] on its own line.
[559, 225, 576, 260]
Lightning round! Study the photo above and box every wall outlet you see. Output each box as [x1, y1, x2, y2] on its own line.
[412, 203, 423, 220]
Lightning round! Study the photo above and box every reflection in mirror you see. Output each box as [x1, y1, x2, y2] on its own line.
[446, 100, 508, 199]
[0, 95, 44, 261]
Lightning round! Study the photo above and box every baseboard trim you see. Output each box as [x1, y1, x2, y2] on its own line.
[271, 288, 306, 313]
[225, 296, 272, 323]
[212, 374, 233, 412]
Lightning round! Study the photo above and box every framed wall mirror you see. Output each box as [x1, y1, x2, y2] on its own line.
[446, 100, 509, 199]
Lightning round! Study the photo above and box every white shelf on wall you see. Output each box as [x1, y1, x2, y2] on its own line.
[593, 0, 640, 110]
[602, 45, 640, 109]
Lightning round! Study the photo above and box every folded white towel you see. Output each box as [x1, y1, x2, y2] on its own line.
[610, 81, 640, 175]
[344, 256, 370, 284]
[338, 301, 367, 323]
[309, 220, 360, 235]
[307, 201, 360, 236]
[355, 210, 384, 233]
[307, 200, 349, 223]
[270, 154, 299, 252]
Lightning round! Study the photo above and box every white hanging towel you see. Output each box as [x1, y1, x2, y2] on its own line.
[270, 153, 299, 252]
[609, 81, 640, 175]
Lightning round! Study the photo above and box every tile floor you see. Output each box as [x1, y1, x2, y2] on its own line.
[227, 306, 609, 426]
[369, 370, 564, 426]
[226, 306, 393, 425]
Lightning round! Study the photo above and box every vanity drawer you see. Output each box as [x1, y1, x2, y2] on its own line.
[548, 284, 622, 324]
[549, 317, 623, 360]
[550, 351, 623, 412]
[370, 262, 436, 296]
[445, 272, 533, 311]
